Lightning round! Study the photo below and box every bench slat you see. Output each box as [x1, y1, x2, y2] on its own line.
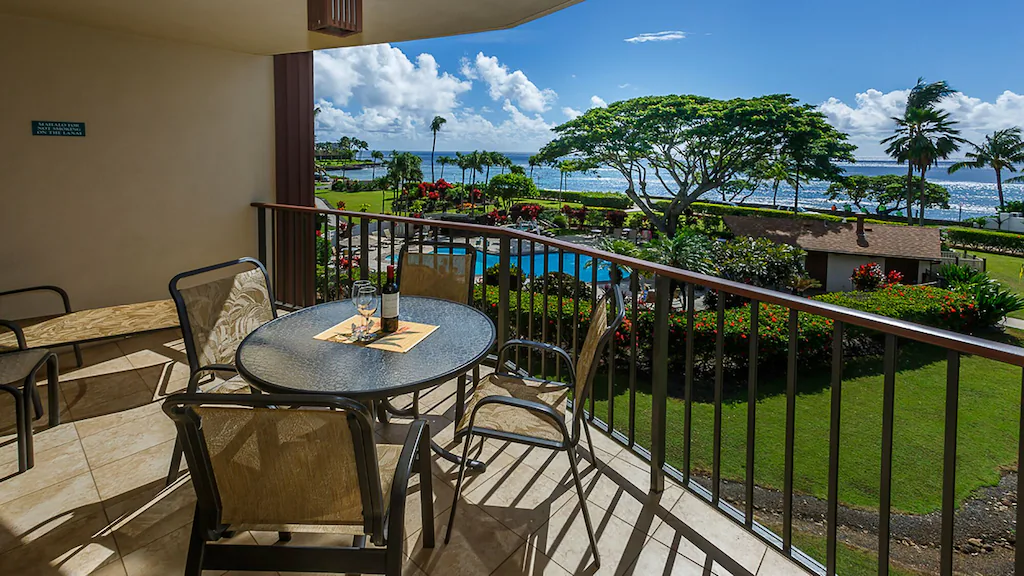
[0, 300, 179, 351]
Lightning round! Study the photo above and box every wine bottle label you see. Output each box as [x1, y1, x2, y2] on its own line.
[382, 292, 400, 318]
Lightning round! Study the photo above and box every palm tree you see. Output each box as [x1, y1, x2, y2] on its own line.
[528, 154, 540, 180]
[429, 116, 447, 181]
[949, 127, 1024, 212]
[455, 152, 470, 188]
[370, 150, 385, 179]
[882, 78, 958, 224]
[436, 155, 454, 179]
[479, 150, 494, 184]
[884, 106, 965, 225]
[762, 160, 797, 208]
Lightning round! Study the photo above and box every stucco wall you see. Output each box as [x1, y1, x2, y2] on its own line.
[825, 254, 876, 292]
[0, 15, 275, 318]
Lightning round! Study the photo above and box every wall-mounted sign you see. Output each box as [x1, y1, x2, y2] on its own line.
[32, 121, 86, 137]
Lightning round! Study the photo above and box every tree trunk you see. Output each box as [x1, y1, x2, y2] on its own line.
[918, 167, 927, 226]
[440, 163, 445, 179]
[430, 133, 437, 182]
[793, 166, 800, 212]
[772, 180, 780, 207]
[905, 163, 914, 225]
[997, 168, 1005, 212]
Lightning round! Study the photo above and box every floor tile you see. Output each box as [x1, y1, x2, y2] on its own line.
[0, 472, 102, 555]
[464, 458, 578, 538]
[91, 440, 179, 501]
[0, 439, 90, 506]
[0, 508, 122, 576]
[529, 498, 646, 576]
[58, 343, 136, 383]
[408, 502, 524, 576]
[73, 401, 163, 440]
[80, 412, 176, 470]
[0, 419, 78, 466]
[620, 536, 710, 576]
[0, 383, 71, 440]
[61, 370, 154, 424]
[101, 477, 197, 557]
[578, 454, 683, 536]
[754, 547, 801, 575]
[491, 543, 573, 576]
[651, 492, 768, 575]
[120, 523, 259, 576]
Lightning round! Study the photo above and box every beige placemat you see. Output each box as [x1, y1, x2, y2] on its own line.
[313, 314, 439, 353]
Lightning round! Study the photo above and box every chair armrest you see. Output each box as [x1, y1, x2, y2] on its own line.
[195, 363, 238, 374]
[0, 285, 73, 315]
[385, 419, 431, 548]
[0, 320, 27, 350]
[470, 395, 569, 440]
[497, 339, 575, 383]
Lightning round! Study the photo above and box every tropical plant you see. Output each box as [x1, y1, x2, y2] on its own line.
[487, 173, 539, 211]
[938, 264, 1024, 326]
[826, 174, 950, 216]
[949, 127, 1024, 212]
[436, 155, 455, 180]
[850, 262, 885, 291]
[384, 151, 424, 211]
[882, 78, 965, 225]
[788, 276, 822, 295]
[707, 236, 805, 307]
[370, 150, 385, 179]
[429, 116, 447, 181]
[540, 94, 855, 235]
[527, 272, 594, 299]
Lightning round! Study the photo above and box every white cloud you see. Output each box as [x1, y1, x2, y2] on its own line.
[818, 88, 1024, 157]
[590, 95, 608, 108]
[618, 83, 631, 89]
[562, 107, 582, 120]
[624, 31, 686, 43]
[460, 52, 556, 113]
[314, 44, 557, 152]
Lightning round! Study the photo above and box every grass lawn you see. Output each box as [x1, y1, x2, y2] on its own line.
[592, 332, 1023, 515]
[966, 250, 1024, 319]
[316, 190, 394, 214]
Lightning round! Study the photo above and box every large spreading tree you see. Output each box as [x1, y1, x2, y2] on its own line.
[538, 94, 855, 235]
[826, 174, 950, 216]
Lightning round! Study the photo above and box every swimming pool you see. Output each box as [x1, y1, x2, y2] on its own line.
[398, 247, 623, 283]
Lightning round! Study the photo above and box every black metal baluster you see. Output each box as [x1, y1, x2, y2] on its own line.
[878, 333, 898, 576]
[745, 300, 760, 527]
[301, 212, 309, 307]
[590, 258, 598, 419]
[1017, 369, 1024, 576]
[557, 249, 564, 381]
[628, 273, 639, 446]
[573, 253, 581, 367]
[321, 214, 329, 303]
[290, 211, 298, 307]
[497, 237, 511, 351]
[376, 218, 383, 290]
[939, 351, 960, 576]
[651, 274, 671, 493]
[541, 244, 549, 378]
[712, 294, 725, 504]
[515, 238, 523, 367]
[333, 214, 340, 301]
[683, 283, 695, 484]
[346, 214, 353, 294]
[826, 321, 844, 575]
[783, 308, 798, 552]
[481, 231, 489, 312]
[607, 264, 617, 432]
[257, 207, 267, 266]
[359, 216, 370, 285]
[528, 238, 536, 375]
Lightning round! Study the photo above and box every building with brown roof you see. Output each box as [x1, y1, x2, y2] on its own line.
[723, 215, 942, 292]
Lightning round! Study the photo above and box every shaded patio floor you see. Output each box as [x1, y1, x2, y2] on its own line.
[0, 329, 803, 575]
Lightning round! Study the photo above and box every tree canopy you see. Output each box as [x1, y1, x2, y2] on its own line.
[539, 94, 855, 234]
[487, 173, 538, 210]
[826, 174, 950, 216]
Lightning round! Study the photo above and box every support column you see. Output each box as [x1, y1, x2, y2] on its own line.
[274, 52, 315, 306]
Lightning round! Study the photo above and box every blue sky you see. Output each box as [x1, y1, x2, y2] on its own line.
[313, 0, 1024, 157]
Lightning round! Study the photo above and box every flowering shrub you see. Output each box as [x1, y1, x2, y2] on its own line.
[560, 205, 588, 227]
[511, 203, 544, 220]
[486, 210, 508, 225]
[604, 210, 628, 227]
[886, 269, 904, 285]
[336, 200, 346, 210]
[815, 285, 981, 332]
[851, 262, 885, 291]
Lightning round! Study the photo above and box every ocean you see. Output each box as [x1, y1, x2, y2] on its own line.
[328, 151, 1024, 222]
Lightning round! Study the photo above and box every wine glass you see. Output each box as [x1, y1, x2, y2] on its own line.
[354, 285, 378, 341]
[350, 279, 371, 299]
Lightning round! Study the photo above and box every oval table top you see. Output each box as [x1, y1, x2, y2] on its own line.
[235, 296, 495, 399]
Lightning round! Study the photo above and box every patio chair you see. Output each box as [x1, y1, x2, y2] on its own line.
[387, 242, 477, 419]
[165, 257, 277, 485]
[162, 393, 434, 576]
[0, 320, 58, 472]
[445, 285, 624, 566]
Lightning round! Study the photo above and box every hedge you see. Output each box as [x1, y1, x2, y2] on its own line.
[648, 201, 899, 227]
[536, 190, 633, 209]
[813, 285, 980, 333]
[944, 227, 1024, 255]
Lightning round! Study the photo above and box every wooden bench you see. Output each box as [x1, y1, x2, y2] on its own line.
[0, 286, 179, 367]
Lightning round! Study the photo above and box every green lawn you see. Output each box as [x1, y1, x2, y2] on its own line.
[592, 333, 1022, 515]
[316, 190, 394, 214]
[966, 250, 1024, 319]
[782, 526, 925, 576]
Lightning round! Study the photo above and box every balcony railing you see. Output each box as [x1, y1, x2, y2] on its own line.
[253, 202, 1024, 576]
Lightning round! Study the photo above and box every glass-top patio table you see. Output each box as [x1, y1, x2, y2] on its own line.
[235, 296, 496, 470]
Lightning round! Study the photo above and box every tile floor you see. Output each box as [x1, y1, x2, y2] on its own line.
[0, 329, 805, 575]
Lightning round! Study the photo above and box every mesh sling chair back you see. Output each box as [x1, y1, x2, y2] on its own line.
[445, 283, 625, 565]
[165, 257, 277, 485]
[163, 393, 434, 575]
[384, 242, 477, 419]
[0, 320, 58, 472]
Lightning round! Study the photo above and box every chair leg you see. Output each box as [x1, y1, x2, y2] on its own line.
[418, 431, 435, 549]
[72, 343, 83, 368]
[46, 354, 60, 427]
[20, 380, 34, 470]
[184, 508, 206, 576]
[454, 375, 466, 436]
[444, 430, 475, 544]
[567, 448, 600, 567]
[5, 386, 29, 472]
[277, 531, 292, 542]
[165, 438, 183, 487]
[411, 391, 420, 418]
[583, 420, 597, 462]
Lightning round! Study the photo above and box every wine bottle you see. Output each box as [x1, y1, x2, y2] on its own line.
[381, 265, 400, 333]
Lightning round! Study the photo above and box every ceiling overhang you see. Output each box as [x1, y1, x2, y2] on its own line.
[0, 0, 582, 55]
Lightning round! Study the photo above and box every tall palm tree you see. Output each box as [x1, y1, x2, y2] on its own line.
[479, 150, 494, 184]
[528, 154, 540, 180]
[884, 107, 965, 225]
[429, 116, 447, 181]
[949, 127, 1024, 211]
[370, 150, 385, 179]
[882, 78, 958, 224]
[455, 152, 470, 188]
[436, 155, 454, 179]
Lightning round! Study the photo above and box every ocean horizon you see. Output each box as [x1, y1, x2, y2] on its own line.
[326, 151, 1024, 222]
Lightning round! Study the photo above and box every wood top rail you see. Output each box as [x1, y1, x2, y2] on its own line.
[253, 202, 1024, 366]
